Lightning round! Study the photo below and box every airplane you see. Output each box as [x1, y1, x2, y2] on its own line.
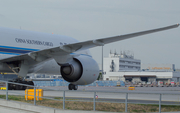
[0, 23, 179, 90]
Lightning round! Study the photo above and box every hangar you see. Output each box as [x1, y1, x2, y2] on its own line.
[103, 71, 180, 83]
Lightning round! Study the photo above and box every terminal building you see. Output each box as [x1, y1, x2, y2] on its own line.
[104, 50, 141, 72]
[103, 51, 180, 83]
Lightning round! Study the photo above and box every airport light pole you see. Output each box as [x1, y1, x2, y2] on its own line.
[101, 46, 104, 80]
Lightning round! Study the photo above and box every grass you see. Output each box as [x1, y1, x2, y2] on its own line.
[0, 95, 180, 113]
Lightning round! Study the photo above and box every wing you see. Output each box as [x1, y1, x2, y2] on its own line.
[64, 23, 179, 52]
[0, 23, 179, 63]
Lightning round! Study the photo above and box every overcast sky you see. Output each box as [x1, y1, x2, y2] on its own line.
[0, 0, 180, 68]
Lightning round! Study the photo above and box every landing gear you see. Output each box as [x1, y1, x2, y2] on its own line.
[8, 79, 34, 90]
[68, 84, 78, 90]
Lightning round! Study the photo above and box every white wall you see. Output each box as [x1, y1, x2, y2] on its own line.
[103, 71, 177, 81]
[104, 57, 119, 72]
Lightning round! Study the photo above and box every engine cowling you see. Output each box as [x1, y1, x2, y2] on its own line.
[60, 55, 99, 85]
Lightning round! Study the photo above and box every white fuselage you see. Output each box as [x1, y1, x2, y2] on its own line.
[0, 27, 91, 74]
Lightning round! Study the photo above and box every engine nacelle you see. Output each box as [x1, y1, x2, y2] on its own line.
[60, 55, 99, 85]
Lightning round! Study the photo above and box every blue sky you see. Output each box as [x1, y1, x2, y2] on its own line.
[0, 0, 180, 68]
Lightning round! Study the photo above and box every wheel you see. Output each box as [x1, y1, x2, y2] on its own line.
[22, 81, 27, 90]
[68, 84, 78, 90]
[74, 85, 78, 90]
[15, 84, 21, 90]
[8, 83, 13, 90]
[18, 81, 24, 90]
[15, 81, 24, 90]
[8, 80, 15, 90]
[26, 81, 34, 89]
[68, 84, 73, 90]
[28, 81, 34, 86]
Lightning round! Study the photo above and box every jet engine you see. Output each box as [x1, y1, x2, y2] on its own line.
[60, 55, 99, 85]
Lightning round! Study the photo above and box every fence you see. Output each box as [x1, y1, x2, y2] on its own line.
[0, 80, 180, 113]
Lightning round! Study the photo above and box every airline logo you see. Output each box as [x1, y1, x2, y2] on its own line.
[15, 38, 53, 47]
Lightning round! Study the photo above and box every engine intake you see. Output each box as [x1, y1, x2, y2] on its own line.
[60, 58, 83, 82]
